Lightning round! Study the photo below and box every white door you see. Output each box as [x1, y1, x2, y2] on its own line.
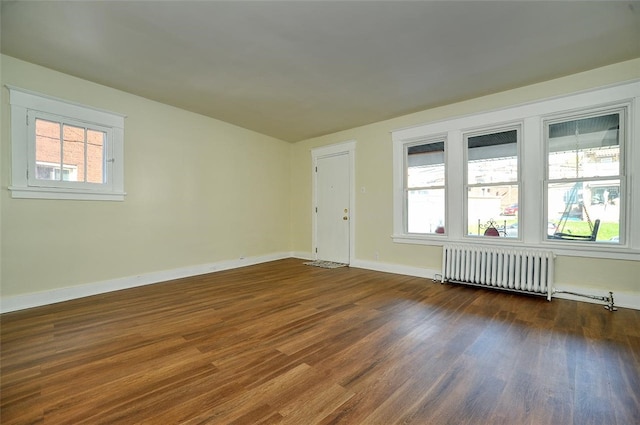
[316, 153, 350, 264]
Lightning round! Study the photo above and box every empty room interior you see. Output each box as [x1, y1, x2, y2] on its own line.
[1, 1, 639, 424]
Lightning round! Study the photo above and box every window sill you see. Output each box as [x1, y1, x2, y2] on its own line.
[9, 186, 126, 201]
[392, 234, 640, 260]
[392, 234, 448, 246]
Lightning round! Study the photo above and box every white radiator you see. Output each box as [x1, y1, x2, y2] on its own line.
[441, 244, 555, 300]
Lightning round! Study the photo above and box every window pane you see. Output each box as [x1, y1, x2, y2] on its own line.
[548, 180, 620, 243]
[548, 113, 620, 180]
[407, 188, 445, 234]
[407, 142, 445, 188]
[35, 119, 61, 180]
[468, 130, 517, 185]
[87, 129, 106, 184]
[467, 184, 519, 237]
[406, 141, 446, 234]
[62, 125, 84, 182]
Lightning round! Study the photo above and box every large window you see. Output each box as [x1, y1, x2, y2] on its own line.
[406, 140, 446, 234]
[545, 109, 624, 244]
[465, 127, 519, 238]
[392, 81, 639, 259]
[8, 86, 125, 201]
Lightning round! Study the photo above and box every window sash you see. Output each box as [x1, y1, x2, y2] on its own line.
[544, 107, 625, 244]
[546, 109, 623, 180]
[464, 126, 521, 239]
[404, 139, 446, 234]
[27, 110, 113, 192]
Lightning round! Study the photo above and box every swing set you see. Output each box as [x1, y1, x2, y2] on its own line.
[550, 182, 600, 241]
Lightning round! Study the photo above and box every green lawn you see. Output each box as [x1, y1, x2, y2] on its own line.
[466, 218, 618, 241]
[552, 221, 618, 241]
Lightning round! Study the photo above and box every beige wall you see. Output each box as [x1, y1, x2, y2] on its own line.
[1, 55, 291, 298]
[291, 58, 640, 294]
[1, 54, 639, 304]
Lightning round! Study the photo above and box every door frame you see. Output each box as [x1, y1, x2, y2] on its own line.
[311, 140, 357, 263]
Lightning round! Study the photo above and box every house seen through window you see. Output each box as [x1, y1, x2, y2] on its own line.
[546, 111, 623, 243]
[34, 118, 106, 184]
[392, 81, 637, 257]
[8, 86, 125, 201]
[465, 128, 520, 238]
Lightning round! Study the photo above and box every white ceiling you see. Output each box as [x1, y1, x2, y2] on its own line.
[2, 1, 639, 142]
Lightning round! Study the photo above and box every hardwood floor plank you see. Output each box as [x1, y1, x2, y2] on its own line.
[2, 258, 638, 424]
[276, 382, 354, 425]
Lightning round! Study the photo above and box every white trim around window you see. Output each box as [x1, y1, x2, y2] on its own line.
[7, 85, 126, 201]
[403, 135, 447, 236]
[392, 80, 640, 260]
[463, 123, 522, 240]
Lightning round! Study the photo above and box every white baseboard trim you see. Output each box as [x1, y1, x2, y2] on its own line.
[3, 254, 637, 313]
[0, 252, 291, 313]
[350, 259, 639, 311]
[291, 251, 315, 261]
[349, 259, 440, 280]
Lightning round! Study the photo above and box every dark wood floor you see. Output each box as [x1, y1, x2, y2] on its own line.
[1, 258, 639, 424]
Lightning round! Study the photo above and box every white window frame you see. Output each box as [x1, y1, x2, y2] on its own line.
[543, 106, 627, 247]
[463, 123, 522, 240]
[404, 135, 447, 236]
[392, 80, 640, 260]
[7, 85, 126, 201]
